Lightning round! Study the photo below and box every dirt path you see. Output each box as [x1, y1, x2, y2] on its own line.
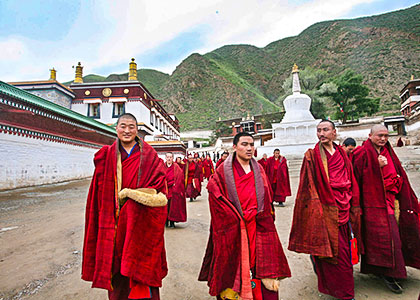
[1, 168, 419, 299]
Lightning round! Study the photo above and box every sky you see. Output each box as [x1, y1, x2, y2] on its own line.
[0, 0, 418, 82]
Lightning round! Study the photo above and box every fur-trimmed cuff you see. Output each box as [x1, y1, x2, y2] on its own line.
[261, 278, 280, 292]
[118, 188, 168, 207]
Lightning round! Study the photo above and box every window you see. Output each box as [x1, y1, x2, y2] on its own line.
[241, 121, 255, 133]
[112, 102, 125, 118]
[88, 103, 100, 118]
[150, 113, 154, 125]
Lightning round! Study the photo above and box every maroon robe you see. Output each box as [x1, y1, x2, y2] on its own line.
[257, 158, 267, 172]
[215, 158, 225, 169]
[265, 156, 291, 203]
[352, 139, 420, 274]
[288, 142, 362, 261]
[199, 153, 291, 298]
[82, 138, 168, 297]
[185, 161, 200, 198]
[311, 145, 355, 299]
[203, 158, 215, 179]
[197, 160, 204, 183]
[165, 163, 187, 222]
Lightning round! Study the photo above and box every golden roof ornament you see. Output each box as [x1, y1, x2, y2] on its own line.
[411, 74, 414, 80]
[292, 63, 299, 73]
[128, 58, 138, 81]
[49, 68, 56, 81]
[74, 62, 83, 84]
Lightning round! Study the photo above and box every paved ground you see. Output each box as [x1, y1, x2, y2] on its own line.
[1, 148, 420, 300]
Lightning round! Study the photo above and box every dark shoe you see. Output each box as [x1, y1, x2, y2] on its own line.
[278, 202, 285, 207]
[169, 221, 175, 228]
[383, 276, 403, 294]
[190, 198, 193, 202]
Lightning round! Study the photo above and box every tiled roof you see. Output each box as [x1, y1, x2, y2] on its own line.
[9, 80, 75, 95]
[0, 81, 116, 135]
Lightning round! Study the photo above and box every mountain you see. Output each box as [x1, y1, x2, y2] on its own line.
[68, 4, 420, 130]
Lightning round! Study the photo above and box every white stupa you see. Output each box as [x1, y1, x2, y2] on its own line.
[260, 64, 321, 157]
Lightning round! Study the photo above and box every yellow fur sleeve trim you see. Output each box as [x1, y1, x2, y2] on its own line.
[219, 288, 239, 299]
[118, 188, 168, 207]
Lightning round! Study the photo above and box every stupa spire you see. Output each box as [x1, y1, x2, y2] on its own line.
[292, 63, 301, 94]
[128, 58, 138, 81]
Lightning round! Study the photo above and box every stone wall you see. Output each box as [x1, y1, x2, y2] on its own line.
[0, 133, 97, 190]
[28, 89, 72, 109]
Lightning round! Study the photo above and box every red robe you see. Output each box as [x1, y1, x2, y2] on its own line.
[197, 160, 204, 183]
[215, 158, 225, 169]
[265, 156, 291, 203]
[199, 154, 291, 298]
[185, 161, 201, 198]
[82, 139, 168, 291]
[288, 142, 362, 262]
[165, 163, 187, 222]
[257, 158, 267, 172]
[352, 139, 420, 269]
[203, 158, 215, 179]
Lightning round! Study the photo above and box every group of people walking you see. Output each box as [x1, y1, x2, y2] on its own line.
[81, 113, 420, 300]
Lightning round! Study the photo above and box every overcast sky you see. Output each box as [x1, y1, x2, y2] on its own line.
[0, 0, 418, 82]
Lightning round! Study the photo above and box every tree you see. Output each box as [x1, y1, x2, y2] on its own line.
[209, 121, 231, 145]
[277, 67, 328, 119]
[320, 70, 380, 124]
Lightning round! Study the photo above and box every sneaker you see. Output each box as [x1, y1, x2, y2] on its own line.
[383, 276, 403, 294]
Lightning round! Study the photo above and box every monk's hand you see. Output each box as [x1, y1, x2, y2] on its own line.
[378, 155, 388, 167]
[261, 278, 280, 292]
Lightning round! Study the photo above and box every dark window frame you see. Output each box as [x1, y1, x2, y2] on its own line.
[87, 103, 101, 119]
[112, 102, 125, 118]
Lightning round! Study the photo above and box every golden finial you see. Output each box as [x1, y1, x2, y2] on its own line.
[128, 58, 138, 81]
[292, 63, 299, 73]
[411, 74, 414, 80]
[74, 62, 83, 84]
[49, 68, 57, 81]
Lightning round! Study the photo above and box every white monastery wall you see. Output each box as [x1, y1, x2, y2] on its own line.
[0, 133, 97, 190]
[71, 103, 86, 116]
[100, 102, 115, 124]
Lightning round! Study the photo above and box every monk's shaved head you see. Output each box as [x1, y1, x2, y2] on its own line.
[370, 124, 388, 134]
[369, 124, 389, 150]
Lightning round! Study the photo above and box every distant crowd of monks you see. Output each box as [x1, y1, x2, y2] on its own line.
[82, 113, 420, 300]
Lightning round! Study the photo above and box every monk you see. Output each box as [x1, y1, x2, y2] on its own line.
[342, 137, 357, 160]
[265, 149, 291, 207]
[165, 152, 187, 228]
[352, 124, 420, 294]
[258, 153, 268, 172]
[199, 132, 291, 300]
[203, 154, 215, 180]
[215, 151, 229, 169]
[195, 153, 204, 183]
[185, 154, 201, 202]
[82, 113, 168, 300]
[288, 120, 362, 300]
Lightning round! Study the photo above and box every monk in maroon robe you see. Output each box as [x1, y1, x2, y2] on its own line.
[352, 124, 420, 294]
[185, 154, 200, 201]
[289, 120, 362, 300]
[257, 153, 268, 172]
[215, 152, 229, 169]
[203, 154, 215, 180]
[265, 149, 291, 207]
[165, 152, 187, 228]
[342, 137, 357, 161]
[199, 132, 291, 300]
[82, 113, 168, 300]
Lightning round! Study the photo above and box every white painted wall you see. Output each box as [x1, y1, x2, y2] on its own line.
[0, 133, 98, 190]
